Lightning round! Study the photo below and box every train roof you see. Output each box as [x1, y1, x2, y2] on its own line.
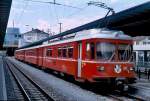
[16, 29, 132, 51]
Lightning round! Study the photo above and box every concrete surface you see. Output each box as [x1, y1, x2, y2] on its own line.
[0, 56, 7, 100]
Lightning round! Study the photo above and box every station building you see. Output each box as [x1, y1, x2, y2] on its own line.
[133, 36, 150, 69]
[18, 29, 49, 47]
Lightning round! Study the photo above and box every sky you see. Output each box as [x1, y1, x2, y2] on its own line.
[7, 0, 150, 34]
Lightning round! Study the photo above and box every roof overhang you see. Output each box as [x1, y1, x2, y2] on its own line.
[0, 0, 12, 49]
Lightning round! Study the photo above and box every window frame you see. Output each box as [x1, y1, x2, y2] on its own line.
[46, 49, 53, 57]
[68, 47, 74, 58]
[86, 42, 95, 60]
[96, 42, 116, 61]
[62, 47, 67, 58]
[58, 48, 62, 57]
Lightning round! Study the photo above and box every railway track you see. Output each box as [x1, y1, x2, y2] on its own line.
[123, 93, 145, 101]
[107, 94, 128, 101]
[3, 58, 54, 101]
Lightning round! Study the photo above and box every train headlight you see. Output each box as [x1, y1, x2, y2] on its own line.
[129, 67, 134, 71]
[98, 66, 105, 71]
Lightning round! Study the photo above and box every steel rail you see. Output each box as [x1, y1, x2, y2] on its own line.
[124, 93, 145, 101]
[3, 59, 31, 101]
[114, 90, 145, 101]
[4, 58, 54, 101]
[107, 94, 124, 101]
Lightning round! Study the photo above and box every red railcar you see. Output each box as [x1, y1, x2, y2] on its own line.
[37, 47, 44, 67]
[15, 50, 25, 61]
[15, 29, 136, 90]
[24, 48, 38, 65]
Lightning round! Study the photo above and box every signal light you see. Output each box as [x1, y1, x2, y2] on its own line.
[98, 66, 105, 71]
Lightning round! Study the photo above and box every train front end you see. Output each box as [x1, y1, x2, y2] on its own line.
[81, 29, 136, 90]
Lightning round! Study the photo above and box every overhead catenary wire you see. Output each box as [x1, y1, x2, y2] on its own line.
[15, 0, 102, 34]
[61, 5, 89, 32]
[87, 1, 115, 29]
[17, 0, 30, 26]
[21, 0, 83, 34]
[66, 5, 89, 18]
[23, 0, 81, 9]
[50, 4, 95, 33]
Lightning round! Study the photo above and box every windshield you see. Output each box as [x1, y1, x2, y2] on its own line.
[118, 44, 132, 61]
[96, 42, 115, 60]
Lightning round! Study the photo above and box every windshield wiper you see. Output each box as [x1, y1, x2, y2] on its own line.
[108, 51, 115, 62]
[122, 45, 130, 61]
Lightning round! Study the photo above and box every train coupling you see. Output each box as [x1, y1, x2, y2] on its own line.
[116, 78, 129, 91]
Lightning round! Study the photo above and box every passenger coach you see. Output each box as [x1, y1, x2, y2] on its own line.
[15, 29, 136, 90]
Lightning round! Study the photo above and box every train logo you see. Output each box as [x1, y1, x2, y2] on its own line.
[114, 65, 121, 73]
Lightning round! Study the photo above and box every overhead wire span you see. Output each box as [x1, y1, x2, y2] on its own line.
[49, 5, 89, 34]
[23, 0, 81, 9]
[16, 0, 89, 34]
[22, 0, 82, 34]
[87, 1, 115, 29]
[17, 0, 30, 27]
[66, 5, 89, 18]
[62, 5, 90, 30]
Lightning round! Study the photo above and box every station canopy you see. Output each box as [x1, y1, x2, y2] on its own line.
[0, 0, 12, 48]
[19, 1, 150, 49]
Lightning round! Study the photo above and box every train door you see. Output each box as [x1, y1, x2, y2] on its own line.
[77, 42, 82, 77]
[37, 48, 43, 67]
[37, 48, 39, 65]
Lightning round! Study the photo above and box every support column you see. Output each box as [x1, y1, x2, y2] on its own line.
[144, 51, 148, 68]
[144, 51, 148, 62]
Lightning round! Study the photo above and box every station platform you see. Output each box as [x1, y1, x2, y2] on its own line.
[135, 78, 150, 88]
[0, 56, 7, 100]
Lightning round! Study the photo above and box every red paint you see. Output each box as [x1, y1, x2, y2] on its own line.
[15, 38, 136, 83]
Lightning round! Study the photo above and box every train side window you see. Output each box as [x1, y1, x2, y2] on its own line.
[30, 51, 34, 56]
[91, 43, 95, 59]
[62, 48, 67, 58]
[86, 43, 95, 59]
[29, 51, 31, 55]
[86, 43, 90, 59]
[47, 49, 52, 57]
[68, 47, 73, 58]
[58, 48, 62, 57]
[31, 51, 34, 56]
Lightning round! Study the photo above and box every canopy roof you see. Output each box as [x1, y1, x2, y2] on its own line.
[0, 0, 12, 48]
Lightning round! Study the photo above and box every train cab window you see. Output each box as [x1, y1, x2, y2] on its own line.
[58, 49, 62, 57]
[68, 47, 73, 58]
[62, 48, 67, 58]
[118, 44, 132, 61]
[86, 43, 95, 59]
[47, 49, 52, 57]
[96, 42, 115, 60]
